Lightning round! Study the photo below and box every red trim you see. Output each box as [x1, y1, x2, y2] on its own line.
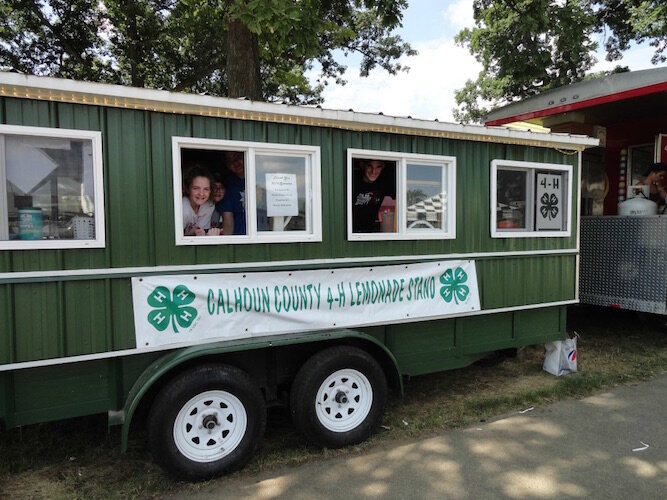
[485, 82, 667, 126]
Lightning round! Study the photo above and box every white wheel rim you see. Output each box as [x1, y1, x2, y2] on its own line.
[173, 390, 247, 463]
[315, 368, 373, 432]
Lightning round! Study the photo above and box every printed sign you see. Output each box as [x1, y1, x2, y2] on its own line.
[266, 173, 299, 217]
[536, 172, 563, 230]
[131, 260, 481, 348]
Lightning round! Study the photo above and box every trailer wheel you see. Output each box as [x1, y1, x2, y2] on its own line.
[290, 346, 387, 448]
[148, 364, 265, 481]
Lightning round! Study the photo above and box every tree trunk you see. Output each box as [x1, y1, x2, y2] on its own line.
[226, 17, 262, 100]
[125, 0, 144, 88]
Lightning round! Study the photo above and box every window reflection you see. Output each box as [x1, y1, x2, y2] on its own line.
[496, 169, 527, 230]
[406, 163, 446, 231]
[255, 154, 308, 232]
[3, 135, 96, 241]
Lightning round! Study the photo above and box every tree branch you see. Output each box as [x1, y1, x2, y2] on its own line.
[25, 1, 90, 69]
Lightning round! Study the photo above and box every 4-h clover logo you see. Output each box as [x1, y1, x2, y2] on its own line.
[439, 267, 470, 305]
[147, 285, 197, 333]
[539, 193, 559, 220]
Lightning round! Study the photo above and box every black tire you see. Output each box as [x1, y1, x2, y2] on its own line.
[290, 346, 387, 448]
[148, 364, 266, 481]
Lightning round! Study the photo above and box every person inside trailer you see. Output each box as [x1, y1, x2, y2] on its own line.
[352, 158, 396, 233]
[182, 165, 221, 236]
[218, 151, 247, 235]
[633, 162, 667, 210]
[209, 174, 226, 230]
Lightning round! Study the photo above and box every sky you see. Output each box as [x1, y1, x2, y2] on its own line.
[312, 0, 663, 123]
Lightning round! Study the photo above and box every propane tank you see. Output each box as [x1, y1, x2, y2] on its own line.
[618, 196, 658, 216]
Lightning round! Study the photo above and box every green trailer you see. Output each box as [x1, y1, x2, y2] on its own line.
[0, 72, 597, 480]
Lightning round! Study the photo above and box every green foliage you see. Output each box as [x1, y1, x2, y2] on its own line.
[455, 0, 667, 123]
[626, 1, 666, 63]
[0, 0, 415, 104]
[0, 0, 111, 81]
[598, 0, 666, 64]
[230, 0, 415, 99]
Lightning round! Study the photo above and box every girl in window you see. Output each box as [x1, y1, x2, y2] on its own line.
[182, 166, 221, 236]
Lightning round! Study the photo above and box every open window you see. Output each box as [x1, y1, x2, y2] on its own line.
[491, 159, 572, 238]
[347, 149, 456, 241]
[173, 138, 321, 245]
[0, 125, 105, 250]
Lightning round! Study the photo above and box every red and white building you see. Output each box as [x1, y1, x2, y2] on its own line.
[485, 67, 667, 315]
[485, 67, 667, 215]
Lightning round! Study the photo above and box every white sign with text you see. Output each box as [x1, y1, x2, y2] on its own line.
[131, 260, 481, 348]
[266, 173, 299, 217]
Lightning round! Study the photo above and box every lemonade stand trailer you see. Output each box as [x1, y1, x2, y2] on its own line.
[0, 72, 597, 480]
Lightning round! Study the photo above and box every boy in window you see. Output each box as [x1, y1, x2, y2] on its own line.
[218, 151, 247, 235]
[352, 159, 395, 233]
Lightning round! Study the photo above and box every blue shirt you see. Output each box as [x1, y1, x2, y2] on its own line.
[217, 175, 246, 235]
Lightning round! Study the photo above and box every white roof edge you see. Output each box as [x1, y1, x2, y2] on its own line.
[0, 72, 598, 150]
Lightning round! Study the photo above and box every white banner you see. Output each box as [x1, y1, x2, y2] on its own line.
[131, 260, 480, 348]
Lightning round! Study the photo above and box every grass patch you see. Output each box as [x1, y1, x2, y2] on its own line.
[1, 307, 665, 498]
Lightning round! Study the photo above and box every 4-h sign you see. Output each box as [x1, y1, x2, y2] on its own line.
[539, 193, 559, 220]
[147, 285, 197, 333]
[439, 267, 470, 304]
[132, 260, 481, 348]
[536, 172, 563, 230]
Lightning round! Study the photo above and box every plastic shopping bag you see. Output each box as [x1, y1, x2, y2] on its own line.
[543, 334, 578, 376]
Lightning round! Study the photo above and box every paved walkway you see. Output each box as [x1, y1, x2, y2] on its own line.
[184, 374, 667, 499]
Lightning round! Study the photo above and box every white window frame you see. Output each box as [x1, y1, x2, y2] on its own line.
[347, 148, 456, 241]
[490, 159, 572, 238]
[173, 137, 322, 245]
[0, 124, 105, 250]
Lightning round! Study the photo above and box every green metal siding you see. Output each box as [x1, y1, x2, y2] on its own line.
[0, 96, 579, 367]
[385, 319, 457, 375]
[12, 361, 111, 426]
[381, 306, 566, 376]
[477, 255, 576, 309]
[1, 96, 578, 274]
[0, 285, 13, 365]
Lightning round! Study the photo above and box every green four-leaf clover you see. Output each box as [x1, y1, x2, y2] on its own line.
[439, 267, 470, 304]
[147, 285, 197, 333]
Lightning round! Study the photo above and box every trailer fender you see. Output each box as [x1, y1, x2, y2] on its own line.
[119, 329, 402, 452]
